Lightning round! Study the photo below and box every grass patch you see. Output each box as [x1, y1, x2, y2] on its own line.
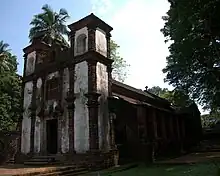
[111, 162, 220, 176]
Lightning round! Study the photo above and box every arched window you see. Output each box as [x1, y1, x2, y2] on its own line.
[76, 34, 87, 54]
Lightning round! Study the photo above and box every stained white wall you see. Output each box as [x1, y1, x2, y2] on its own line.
[25, 51, 36, 76]
[44, 71, 59, 114]
[74, 61, 89, 153]
[21, 81, 33, 154]
[74, 27, 88, 56]
[34, 78, 42, 153]
[61, 68, 70, 153]
[96, 28, 107, 57]
[96, 62, 110, 151]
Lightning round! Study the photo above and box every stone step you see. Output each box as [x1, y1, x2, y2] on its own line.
[24, 161, 51, 165]
[6, 159, 15, 164]
[33, 155, 57, 159]
[24, 155, 60, 165]
[24, 161, 61, 166]
[39, 168, 87, 176]
[28, 158, 58, 162]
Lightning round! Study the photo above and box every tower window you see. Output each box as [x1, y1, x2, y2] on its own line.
[76, 34, 87, 54]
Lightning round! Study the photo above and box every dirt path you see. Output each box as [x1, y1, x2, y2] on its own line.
[0, 164, 69, 176]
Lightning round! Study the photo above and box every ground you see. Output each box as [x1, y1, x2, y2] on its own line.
[1, 151, 220, 175]
[111, 163, 220, 176]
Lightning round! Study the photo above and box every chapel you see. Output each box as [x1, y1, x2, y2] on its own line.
[17, 13, 202, 167]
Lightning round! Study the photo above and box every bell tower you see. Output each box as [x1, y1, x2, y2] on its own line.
[68, 13, 113, 152]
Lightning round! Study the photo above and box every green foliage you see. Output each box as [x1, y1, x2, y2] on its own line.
[201, 112, 220, 128]
[147, 86, 192, 107]
[161, 0, 220, 111]
[110, 40, 129, 82]
[147, 86, 169, 97]
[0, 41, 22, 131]
[29, 4, 70, 47]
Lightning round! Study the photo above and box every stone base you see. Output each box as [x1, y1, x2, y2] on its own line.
[14, 151, 32, 164]
[15, 149, 119, 170]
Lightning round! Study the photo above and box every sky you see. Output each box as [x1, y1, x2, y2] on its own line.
[0, 0, 171, 90]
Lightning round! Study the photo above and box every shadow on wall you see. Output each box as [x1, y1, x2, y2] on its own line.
[0, 131, 19, 165]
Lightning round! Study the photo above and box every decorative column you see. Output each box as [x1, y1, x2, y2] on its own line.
[88, 25, 96, 51]
[85, 60, 101, 151]
[30, 77, 37, 155]
[106, 33, 111, 59]
[66, 65, 75, 154]
[69, 31, 75, 58]
[107, 64, 116, 150]
[39, 76, 46, 155]
[57, 69, 64, 154]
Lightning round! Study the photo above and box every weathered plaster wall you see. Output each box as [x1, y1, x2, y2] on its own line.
[47, 71, 59, 80]
[21, 81, 33, 154]
[61, 68, 70, 153]
[74, 61, 89, 153]
[25, 51, 36, 76]
[34, 78, 42, 153]
[96, 28, 107, 57]
[45, 71, 59, 114]
[74, 27, 88, 56]
[96, 62, 110, 151]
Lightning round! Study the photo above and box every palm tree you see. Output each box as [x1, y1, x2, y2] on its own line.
[0, 41, 15, 72]
[29, 4, 70, 47]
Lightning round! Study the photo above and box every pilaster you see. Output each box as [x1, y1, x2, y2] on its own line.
[88, 25, 96, 51]
[57, 69, 64, 154]
[39, 76, 46, 155]
[66, 65, 76, 154]
[106, 33, 111, 59]
[70, 31, 75, 58]
[30, 76, 37, 154]
[85, 59, 101, 151]
[85, 92, 101, 151]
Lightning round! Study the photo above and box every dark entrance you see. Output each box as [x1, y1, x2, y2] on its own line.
[46, 119, 58, 154]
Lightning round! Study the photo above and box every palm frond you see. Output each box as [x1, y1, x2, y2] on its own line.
[29, 4, 69, 46]
[59, 8, 69, 18]
[0, 41, 9, 53]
